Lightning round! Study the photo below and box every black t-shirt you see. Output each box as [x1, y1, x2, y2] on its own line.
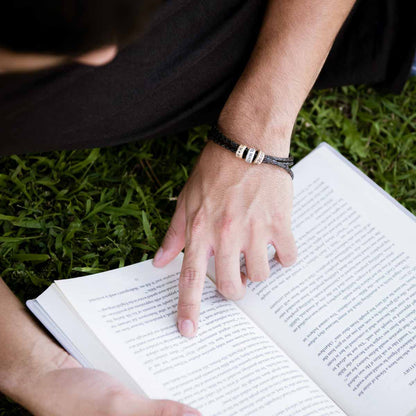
[316, 0, 416, 93]
[0, 0, 415, 156]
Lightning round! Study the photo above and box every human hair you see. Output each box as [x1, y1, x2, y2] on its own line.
[0, 0, 162, 55]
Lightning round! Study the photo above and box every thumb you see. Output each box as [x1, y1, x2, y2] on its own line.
[141, 398, 201, 416]
[153, 201, 186, 268]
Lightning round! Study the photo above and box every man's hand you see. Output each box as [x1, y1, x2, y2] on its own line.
[154, 0, 356, 337]
[153, 139, 297, 337]
[21, 356, 200, 416]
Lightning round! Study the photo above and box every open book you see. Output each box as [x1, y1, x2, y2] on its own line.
[27, 143, 416, 416]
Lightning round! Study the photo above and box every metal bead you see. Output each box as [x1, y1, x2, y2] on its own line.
[236, 145, 247, 159]
[253, 150, 265, 164]
[245, 148, 256, 163]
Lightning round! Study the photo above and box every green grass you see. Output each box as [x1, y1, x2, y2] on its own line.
[1, 79, 415, 415]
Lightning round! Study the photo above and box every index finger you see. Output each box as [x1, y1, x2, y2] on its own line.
[177, 242, 209, 338]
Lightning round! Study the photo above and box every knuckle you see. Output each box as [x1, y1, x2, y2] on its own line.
[156, 400, 182, 416]
[164, 223, 178, 242]
[179, 267, 202, 289]
[279, 248, 298, 267]
[217, 280, 242, 300]
[177, 301, 198, 315]
[218, 214, 234, 234]
[246, 255, 270, 282]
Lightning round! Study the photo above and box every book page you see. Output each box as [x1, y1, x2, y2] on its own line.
[214, 145, 416, 416]
[55, 254, 345, 416]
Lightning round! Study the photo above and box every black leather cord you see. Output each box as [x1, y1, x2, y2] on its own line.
[208, 125, 294, 179]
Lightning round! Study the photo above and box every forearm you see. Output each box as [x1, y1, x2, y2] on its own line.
[0, 278, 74, 406]
[219, 0, 356, 155]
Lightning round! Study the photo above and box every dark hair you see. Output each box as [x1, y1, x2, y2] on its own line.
[0, 0, 162, 55]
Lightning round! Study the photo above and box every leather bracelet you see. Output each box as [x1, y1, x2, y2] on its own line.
[208, 125, 294, 179]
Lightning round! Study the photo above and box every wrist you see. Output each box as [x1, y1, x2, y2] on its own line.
[218, 94, 294, 157]
[200, 140, 293, 186]
[208, 125, 294, 178]
[0, 338, 75, 408]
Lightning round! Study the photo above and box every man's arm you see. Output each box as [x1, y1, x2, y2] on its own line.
[218, 0, 356, 154]
[0, 277, 71, 409]
[154, 0, 356, 337]
[0, 278, 200, 416]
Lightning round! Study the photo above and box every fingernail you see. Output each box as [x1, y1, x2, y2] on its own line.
[153, 247, 164, 264]
[179, 319, 195, 338]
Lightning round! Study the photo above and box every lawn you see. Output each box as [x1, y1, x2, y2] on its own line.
[1, 78, 415, 415]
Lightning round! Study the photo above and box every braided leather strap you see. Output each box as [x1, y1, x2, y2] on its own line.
[208, 125, 294, 179]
